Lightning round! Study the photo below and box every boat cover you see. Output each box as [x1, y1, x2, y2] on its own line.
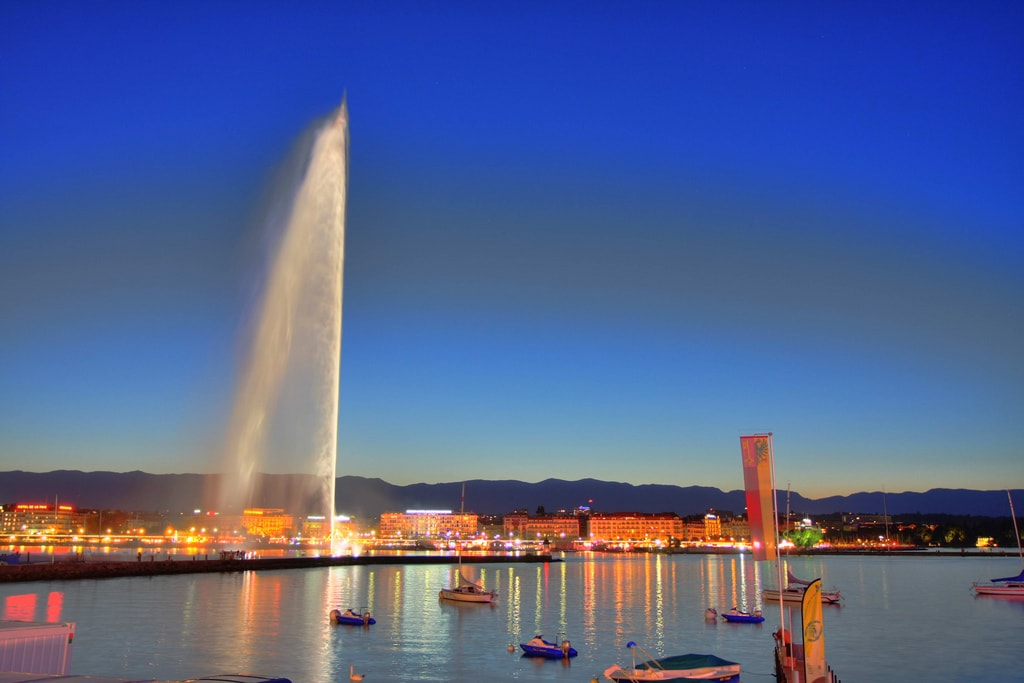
[787, 568, 814, 586]
[991, 568, 1024, 582]
[637, 653, 738, 671]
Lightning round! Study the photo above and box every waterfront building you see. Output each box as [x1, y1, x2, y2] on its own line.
[379, 510, 478, 539]
[241, 508, 295, 539]
[704, 512, 722, 538]
[502, 512, 581, 542]
[681, 518, 705, 541]
[587, 512, 684, 545]
[299, 515, 329, 540]
[721, 516, 750, 542]
[0, 503, 87, 537]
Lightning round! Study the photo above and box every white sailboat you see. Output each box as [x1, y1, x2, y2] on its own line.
[439, 483, 497, 604]
[763, 568, 843, 605]
[972, 490, 1024, 597]
[763, 486, 842, 605]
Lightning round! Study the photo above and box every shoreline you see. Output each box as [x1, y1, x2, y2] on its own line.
[1, 546, 1014, 584]
[0, 553, 558, 584]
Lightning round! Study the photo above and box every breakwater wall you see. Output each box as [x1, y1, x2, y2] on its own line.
[0, 553, 559, 584]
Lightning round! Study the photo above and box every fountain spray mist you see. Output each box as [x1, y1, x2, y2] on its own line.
[217, 101, 348, 541]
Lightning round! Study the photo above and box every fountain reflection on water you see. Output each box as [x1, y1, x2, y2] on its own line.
[215, 102, 348, 545]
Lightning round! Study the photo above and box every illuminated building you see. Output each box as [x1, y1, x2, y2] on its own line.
[502, 512, 581, 540]
[332, 515, 356, 538]
[721, 516, 750, 542]
[703, 512, 722, 538]
[300, 515, 330, 540]
[681, 519, 706, 541]
[588, 512, 684, 544]
[241, 508, 294, 538]
[0, 503, 87, 536]
[379, 510, 478, 539]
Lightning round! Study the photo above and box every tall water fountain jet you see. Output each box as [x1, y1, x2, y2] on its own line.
[217, 101, 348, 543]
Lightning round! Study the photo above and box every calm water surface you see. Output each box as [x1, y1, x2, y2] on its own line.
[1, 553, 1021, 682]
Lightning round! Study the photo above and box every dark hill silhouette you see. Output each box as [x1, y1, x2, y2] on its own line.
[0, 470, 1018, 520]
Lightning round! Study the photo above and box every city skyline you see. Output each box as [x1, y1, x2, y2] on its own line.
[1, 3, 1022, 498]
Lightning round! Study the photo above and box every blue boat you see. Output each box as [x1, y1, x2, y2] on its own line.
[720, 607, 764, 624]
[519, 635, 577, 658]
[329, 608, 375, 625]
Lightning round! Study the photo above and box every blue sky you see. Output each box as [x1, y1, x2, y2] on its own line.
[1, 2, 1021, 499]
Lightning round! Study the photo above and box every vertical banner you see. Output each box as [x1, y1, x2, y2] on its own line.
[802, 579, 827, 683]
[740, 434, 776, 561]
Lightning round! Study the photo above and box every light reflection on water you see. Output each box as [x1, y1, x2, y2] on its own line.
[1, 553, 1021, 682]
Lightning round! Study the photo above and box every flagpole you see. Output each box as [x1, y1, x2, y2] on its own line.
[767, 433, 786, 654]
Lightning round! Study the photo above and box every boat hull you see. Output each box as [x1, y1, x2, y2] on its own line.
[332, 615, 375, 625]
[604, 653, 740, 682]
[329, 609, 375, 625]
[520, 640, 578, 658]
[720, 613, 764, 624]
[763, 588, 842, 604]
[438, 587, 496, 603]
[604, 669, 739, 682]
[972, 583, 1024, 597]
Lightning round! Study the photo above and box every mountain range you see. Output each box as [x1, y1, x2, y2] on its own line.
[0, 471, 1018, 520]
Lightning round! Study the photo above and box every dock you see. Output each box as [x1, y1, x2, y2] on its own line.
[0, 553, 558, 584]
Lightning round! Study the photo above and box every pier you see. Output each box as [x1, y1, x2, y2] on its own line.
[0, 552, 558, 584]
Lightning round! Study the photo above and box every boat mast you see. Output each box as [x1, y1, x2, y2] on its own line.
[882, 485, 890, 546]
[785, 483, 791, 538]
[1008, 490, 1023, 568]
[458, 482, 465, 573]
[459, 482, 465, 560]
[768, 434, 785, 634]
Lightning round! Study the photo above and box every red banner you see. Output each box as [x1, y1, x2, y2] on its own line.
[740, 434, 776, 561]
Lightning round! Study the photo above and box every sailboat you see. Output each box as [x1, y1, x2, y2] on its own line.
[972, 490, 1024, 597]
[439, 483, 497, 604]
[763, 568, 843, 605]
[763, 487, 842, 605]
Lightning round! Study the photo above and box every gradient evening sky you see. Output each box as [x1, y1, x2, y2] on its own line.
[1, 2, 1021, 499]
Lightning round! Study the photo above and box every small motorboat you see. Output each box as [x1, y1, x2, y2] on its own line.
[603, 641, 740, 681]
[720, 607, 764, 624]
[330, 608, 375, 626]
[519, 635, 577, 659]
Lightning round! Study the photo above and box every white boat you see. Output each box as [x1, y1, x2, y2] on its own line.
[439, 483, 497, 604]
[438, 573, 497, 603]
[603, 641, 740, 682]
[972, 569, 1024, 597]
[972, 490, 1024, 597]
[763, 568, 842, 605]
[763, 586, 842, 604]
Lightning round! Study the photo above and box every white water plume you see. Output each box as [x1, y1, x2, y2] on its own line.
[217, 101, 348, 535]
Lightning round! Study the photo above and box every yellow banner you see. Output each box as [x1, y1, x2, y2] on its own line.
[802, 578, 827, 683]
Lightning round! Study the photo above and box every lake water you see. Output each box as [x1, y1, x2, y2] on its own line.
[1, 552, 1021, 682]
